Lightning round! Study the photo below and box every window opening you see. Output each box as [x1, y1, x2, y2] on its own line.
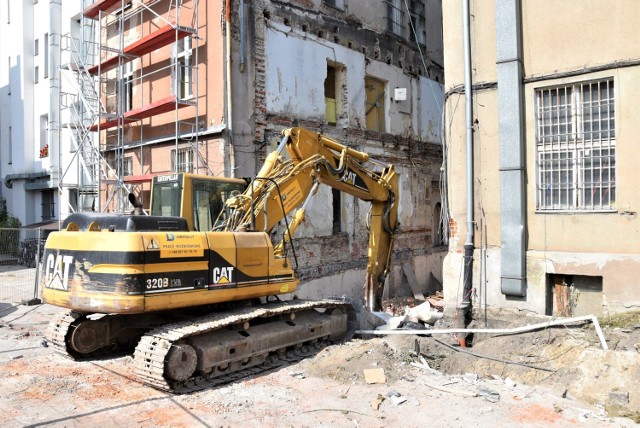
[409, 1, 426, 45]
[332, 188, 341, 234]
[385, 0, 404, 36]
[365, 76, 386, 132]
[174, 36, 193, 100]
[44, 33, 49, 78]
[40, 114, 48, 152]
[172, 147, 194, 173]
[8, 126, 12, 164]
[121, 62, 134, 112]
[41, 190, 55, 220]
[123, 156, 133, 176]
[535, 79, 615, 211]
[325, 65, 337, 125]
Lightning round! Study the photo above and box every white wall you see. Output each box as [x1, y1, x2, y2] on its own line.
[265, 21, 443, 143]
[0, 1, 85, 225]
[265, 22, 367, 125]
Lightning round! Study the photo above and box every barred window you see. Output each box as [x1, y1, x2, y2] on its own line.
[172, 147, 194, 173]
[535, 79, 615, 211]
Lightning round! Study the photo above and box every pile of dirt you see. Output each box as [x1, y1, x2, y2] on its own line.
[303, 335, 421, 384]
[433, 310, 640, 423]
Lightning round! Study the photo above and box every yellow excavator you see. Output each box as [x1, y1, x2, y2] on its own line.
[41, 127, 398, 392]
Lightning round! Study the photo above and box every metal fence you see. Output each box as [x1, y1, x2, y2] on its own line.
[0, 228, 44, 305]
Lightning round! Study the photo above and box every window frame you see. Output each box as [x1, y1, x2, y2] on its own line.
[123, 156, 133, 176]
[534, 78, 616, 212]
[120, 61, 134, 112]
[173, 36, 193, 100]
[44, 33, 49, 78]
[41, 190, 55, 221]
[384, 0, 405, 37]
[408, 0, 426, 46]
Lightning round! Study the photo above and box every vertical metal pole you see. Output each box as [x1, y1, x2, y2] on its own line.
[33, 228, 42, 299]
[462, 0, 474, 309]
[224, 0, 233, 177]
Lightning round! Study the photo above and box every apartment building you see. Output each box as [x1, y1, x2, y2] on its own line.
[442, 1, 640, 316]
[0, 1, 90, 228]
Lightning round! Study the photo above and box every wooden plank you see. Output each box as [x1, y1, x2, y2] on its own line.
[402, 263, 425, 300]
[88, 96, 190, 131]
[87, 25, 192, 75]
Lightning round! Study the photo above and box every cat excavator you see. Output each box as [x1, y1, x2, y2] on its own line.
[41, 127, 399, 392]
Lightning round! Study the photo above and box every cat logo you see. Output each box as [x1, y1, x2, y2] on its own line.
[212, 266, 234, 285]
[341, 171, 357, 185]
[44, 254, 74, 291]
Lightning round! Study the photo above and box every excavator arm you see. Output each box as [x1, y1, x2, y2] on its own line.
[218, 127, 399, 311]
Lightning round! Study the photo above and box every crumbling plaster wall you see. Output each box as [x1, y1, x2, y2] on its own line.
[264, 22, 443, 145]
[245, 1, 445, 306]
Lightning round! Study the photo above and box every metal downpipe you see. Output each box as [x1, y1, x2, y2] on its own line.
[462, 0, 474, 311]
[224, 0, 234, 177]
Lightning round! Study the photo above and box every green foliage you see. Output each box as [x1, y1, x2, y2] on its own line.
[600, 310, 640, 329]
[0, 196, 21, 256]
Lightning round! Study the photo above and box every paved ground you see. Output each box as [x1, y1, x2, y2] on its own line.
[0, 264, 38, 305]
[1, 302, 636, 427]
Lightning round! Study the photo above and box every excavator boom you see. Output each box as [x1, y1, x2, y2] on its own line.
[219, 127, 399, 310]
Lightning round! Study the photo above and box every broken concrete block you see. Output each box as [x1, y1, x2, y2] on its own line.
[504, 377, 516, 388]
[407, 301, 443, 325]
[463, 373, 478, 384]
[478, 386, 500, 403]
[364, 368, 386, 384]
[608, 391, 630, 406]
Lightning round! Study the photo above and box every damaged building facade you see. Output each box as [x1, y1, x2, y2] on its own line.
[2, 0, 445, 306]
[442, 0, 640, 317]
[228, 0, 446, 303]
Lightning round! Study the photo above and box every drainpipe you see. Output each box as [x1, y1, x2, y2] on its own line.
[239, 0, 245, 73]
[461, 0, 474, 311]
[49, 0, 62, 187]
[224, 0, 233, 177]
[496, 0, 526, 296]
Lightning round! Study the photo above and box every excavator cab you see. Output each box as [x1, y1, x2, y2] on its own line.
[149, 173, 248, 232]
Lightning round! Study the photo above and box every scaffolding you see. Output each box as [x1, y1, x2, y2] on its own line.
[57, 1, 103, 216]
[64, 0, 201, 214]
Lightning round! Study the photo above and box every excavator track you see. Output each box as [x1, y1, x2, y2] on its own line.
[133, 299, 357, 393]
[46, 311, 83, 358]
[45, 310, 164, 360]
